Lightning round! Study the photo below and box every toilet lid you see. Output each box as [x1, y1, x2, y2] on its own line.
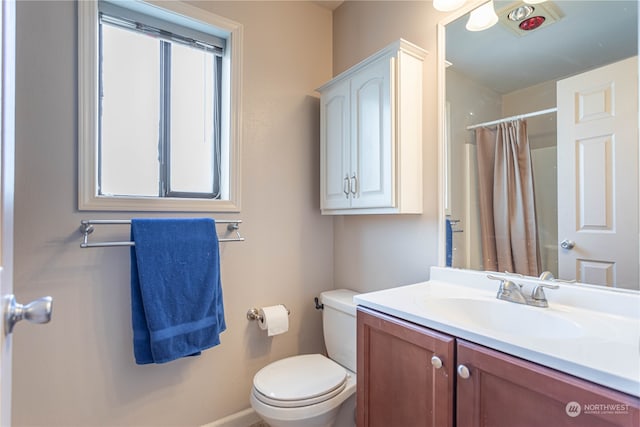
[253, 354, 347, 407]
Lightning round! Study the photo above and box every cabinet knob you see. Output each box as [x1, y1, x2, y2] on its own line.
[431, 355, 443, 369]
[457, 364, 471, 379]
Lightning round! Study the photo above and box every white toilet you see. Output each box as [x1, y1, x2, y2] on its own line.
[250, 289, 358, 427]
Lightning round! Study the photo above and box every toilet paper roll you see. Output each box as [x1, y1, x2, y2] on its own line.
[258, 305, 289, 337]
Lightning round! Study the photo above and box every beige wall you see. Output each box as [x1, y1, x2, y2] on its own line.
[12, 1, 469, 425]
[331, 1, 446, 292]
[13, 1, 333, 425]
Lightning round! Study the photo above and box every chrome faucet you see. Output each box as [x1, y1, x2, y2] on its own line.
[488, 274, 559, 308]
[539, 271, 555, 281]
[494, 278, 527, 304]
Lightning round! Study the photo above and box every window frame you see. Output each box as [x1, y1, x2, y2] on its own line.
[78, 0, 243, 212]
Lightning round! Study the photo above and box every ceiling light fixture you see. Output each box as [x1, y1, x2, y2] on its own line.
[508, 5, 534, 21]
[433, 0, 467, 12]
[519, 15, 546, 30]
[466, 1, 499, 32]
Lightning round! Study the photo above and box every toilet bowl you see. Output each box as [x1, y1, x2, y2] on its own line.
[250, 289, 358, 427]
[250, 354, 356, 427]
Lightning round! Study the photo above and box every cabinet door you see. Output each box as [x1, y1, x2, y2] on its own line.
[320, 79, 351, 210]
[457, 340, 640, 427]
[357, 307, 454, 427]
[350, 56, 393, 209]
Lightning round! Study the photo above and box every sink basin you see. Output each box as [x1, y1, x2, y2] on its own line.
[416, 296, 586, 340]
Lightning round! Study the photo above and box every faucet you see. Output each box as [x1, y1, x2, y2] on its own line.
[539, 271, 555, 281]
[488, 274, 559, 308]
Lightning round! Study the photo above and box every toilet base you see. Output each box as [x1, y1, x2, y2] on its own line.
[256, 407, 339, 427]
[333, 393, 356, 427]
[251, 371, 356, 427]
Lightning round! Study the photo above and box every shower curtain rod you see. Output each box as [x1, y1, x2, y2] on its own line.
[466, 107, 557, 130]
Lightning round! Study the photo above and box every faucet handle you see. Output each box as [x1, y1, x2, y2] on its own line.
[534, 282, 560, 291]
[487, 274, 522, 291]
[487, 274, 512, 282]
[531, 282, 559, 305]
[539, 271, 576, 284]
[539, 271, 555, 280]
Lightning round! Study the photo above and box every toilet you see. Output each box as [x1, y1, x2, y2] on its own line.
[250, 289, 358, 427]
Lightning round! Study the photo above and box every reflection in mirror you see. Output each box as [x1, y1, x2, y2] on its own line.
[443, 0, 639, 289]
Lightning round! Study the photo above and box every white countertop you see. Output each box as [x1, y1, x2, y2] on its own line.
[353, 267, 640, 397]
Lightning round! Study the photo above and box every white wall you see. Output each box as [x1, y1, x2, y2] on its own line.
[446, 68, 501, 270]
[12, 1, 333, 425]
[331, 1, 443, 292]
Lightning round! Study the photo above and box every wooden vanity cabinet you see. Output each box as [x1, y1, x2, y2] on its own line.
[357, 307, 640, 427]
[457, 340, 640, 427]
[356, 307, 455, 427]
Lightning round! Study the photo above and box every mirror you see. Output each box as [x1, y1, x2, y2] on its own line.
[441, 0, 639, 289]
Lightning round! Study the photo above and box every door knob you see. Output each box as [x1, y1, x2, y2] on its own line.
[457, 364, 471, 379]
[4, 295, 53, 335]
[431, 355, 443, 369]
[560, 239, 575, 250]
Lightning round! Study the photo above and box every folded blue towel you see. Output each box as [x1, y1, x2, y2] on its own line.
[130, 218, 226, 364]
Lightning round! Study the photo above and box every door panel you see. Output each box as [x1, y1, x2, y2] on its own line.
[357, 307, 454, 427]
[456, 340, 640, 427]
[0, 1, 15, 423]
[350, 57, 393, 209]
[321, 79, 351, 210]
[557, 56, 639, 288]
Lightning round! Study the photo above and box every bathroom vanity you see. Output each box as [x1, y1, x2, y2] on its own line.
[354, 268, 640, 427]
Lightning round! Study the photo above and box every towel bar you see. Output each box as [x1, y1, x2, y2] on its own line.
[79, 219, 244, 248]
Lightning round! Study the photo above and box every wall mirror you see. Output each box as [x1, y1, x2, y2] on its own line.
[440, 0, 639, 290]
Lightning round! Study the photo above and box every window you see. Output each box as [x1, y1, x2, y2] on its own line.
[78, 1, 242, 211]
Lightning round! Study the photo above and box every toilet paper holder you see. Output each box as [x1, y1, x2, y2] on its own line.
[246, 305, 290, 322]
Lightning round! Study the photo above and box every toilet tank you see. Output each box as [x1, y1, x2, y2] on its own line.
[320, 289, 358, 373]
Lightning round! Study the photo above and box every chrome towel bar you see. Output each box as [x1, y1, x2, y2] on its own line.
[79, 219, 244, 248]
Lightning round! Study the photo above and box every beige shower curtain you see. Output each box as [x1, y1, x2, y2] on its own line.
[475, 119, 541, 277]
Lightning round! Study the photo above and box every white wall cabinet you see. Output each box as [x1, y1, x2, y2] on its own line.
[318, 39, 427, 215]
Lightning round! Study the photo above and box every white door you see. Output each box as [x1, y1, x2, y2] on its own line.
[557, 56, 639, 288]
[0, 2, 53, 424]
[0, 1, 16, 423]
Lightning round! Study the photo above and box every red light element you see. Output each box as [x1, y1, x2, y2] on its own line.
[519, 16, 546, 31]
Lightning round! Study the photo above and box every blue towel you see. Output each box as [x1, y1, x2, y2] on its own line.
[446, 218, 453, 267]
[130, 218, 226, 364]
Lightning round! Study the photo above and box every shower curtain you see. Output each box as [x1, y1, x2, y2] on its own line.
[475, 119, 541, 277]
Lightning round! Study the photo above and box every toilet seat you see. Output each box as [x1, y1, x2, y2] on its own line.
[252, 354, 347, 408]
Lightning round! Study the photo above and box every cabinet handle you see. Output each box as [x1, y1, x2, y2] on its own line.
[343, 174, 350, 199]
[431, 356, 443, 369]
[457, 364, 471, 379]
[350, 174, 358, 196]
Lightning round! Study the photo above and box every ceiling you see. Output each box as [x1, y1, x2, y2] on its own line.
[312, 1, 344, 11]
[446, 0, 638, 94]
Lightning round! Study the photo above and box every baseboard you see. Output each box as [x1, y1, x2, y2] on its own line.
[201, 407, 264, 427]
